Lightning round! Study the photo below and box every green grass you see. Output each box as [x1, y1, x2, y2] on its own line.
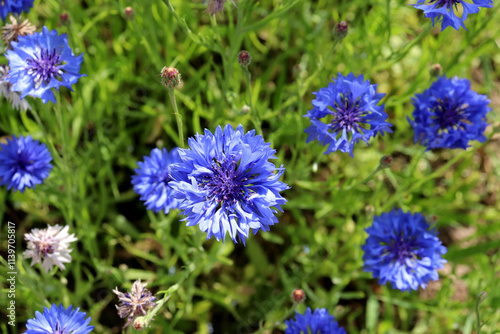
[1, 0, 500, 333]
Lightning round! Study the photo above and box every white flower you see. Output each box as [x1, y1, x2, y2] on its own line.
[23, 225, 78, 273]
[0, 65, 31, 111]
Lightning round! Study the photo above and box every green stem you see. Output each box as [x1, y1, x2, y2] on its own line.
[159, 0, 201, 44]
[242, 66, 262, 134]
[168, 88, 184, 148]
[475, 292, 486, 334]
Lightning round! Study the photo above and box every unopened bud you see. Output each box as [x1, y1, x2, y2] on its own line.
[237, 50, 251, 67]
[430, 64, 443, 77]
[133, 317, 147, 331]
[161, 66, 181, 89]
[241, 105, 250, 114]
[334, 21, 348, 40]
[379, 155, 392, 169]
[60, 13, 70, 26]
[124, 7, 135, 20]
[477, 291, 487, 303]
[291, 289, 306, 304]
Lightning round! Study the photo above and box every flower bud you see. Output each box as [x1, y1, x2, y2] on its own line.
[334, 21, 348, 40]
[430, 64, 443, 77]
[161, 66, 181, 89]
[291, 289, 306, 304]
[241, 105, 250, 114]
[60, 13, 70, 26]
[237, 50, 252, 67]
[379, 155, 392, 169]
[124, 7, 135, 20]
[133, 317, 147, 331]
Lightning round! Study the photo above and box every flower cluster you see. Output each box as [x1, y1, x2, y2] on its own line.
[24, 224, 78, 273]
[362, 209, 447, 292]
[0, 135, 52, 192]
[169, 124, 289, 244]
[25, 304, 94, 334]
[285, 307, 346, 334]
[408, 76, 491, 150]
[5, 26, 85, 104]
[413, 0, 493, 31]
[304, 72, 393, 157]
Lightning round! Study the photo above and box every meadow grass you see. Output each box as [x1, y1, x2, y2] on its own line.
[1, 0, 500, 333]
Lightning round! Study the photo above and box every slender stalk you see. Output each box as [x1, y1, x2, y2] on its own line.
[168, 88, 184, 148]
[242, 66, 262, 134]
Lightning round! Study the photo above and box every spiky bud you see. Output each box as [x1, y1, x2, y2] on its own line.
[124, 7, 135, 20]
[237, 50, 252, 67]
[379, 155, 392, 169]
[334, 21, 348, 40]
[430, 64, 443, 77]
[291, 289, 306, 304]
[161, 66, 181, 89]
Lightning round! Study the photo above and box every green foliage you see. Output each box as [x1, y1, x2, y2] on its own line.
[1, 0, 500, 333]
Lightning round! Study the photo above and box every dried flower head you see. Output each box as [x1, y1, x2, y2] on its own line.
[237, 50, 251, 67]
[206, 0, 238, 16]
[161, 66, 181, 89]
[23, 225, 77, 273]
[113, 279, 157, 328]
[2, 15, 36, 48]
[291, 289, 306, 303]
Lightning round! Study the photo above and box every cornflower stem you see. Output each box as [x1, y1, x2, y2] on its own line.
[159, 0, 198, 42]
[345, 166, 385, 190]
[168, 88, 184, 148]
[475, 292, 486, 334]
[241, 65, 262, 134]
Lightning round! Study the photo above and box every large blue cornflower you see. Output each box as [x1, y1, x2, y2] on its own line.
[25, 304, 94, 334]
[5, 26, 85, 104]
[0, 135, 52, 192]
[131, 147, 182, 214]
[413, 0, 493, 31]
[170, 124, 289, 244]
[285, 307, 346, 334]
[304, 73, 392, 157]
[362, 209, 447, 292]
[408, 76, 491, 150]
[0, 0, 34, 20]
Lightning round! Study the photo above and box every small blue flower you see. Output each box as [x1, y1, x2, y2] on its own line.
[413, 0, 493, 31]
[131, 147, 182, 214]
[304, 72, 392, 157]
[0, 0, 34, 20]
[408, 76, 491, 150]
[285, 307, 346, 334]
[25, 304, 94, 334]
[362, 209, 447, 292]
[5, 26, 85, 104]
[0, 135, 52, 192]
[170, 124, 289, 244]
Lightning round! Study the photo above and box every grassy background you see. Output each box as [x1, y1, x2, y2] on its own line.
[1, 0, 500, 333]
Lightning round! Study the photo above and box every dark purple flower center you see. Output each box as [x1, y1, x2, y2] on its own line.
[15, 153, 33, 173]
[429, 0, 461, 8]
[201, 156, 248, 206]
[26, 48, 64, 88]
[329, 95, 367, 134]
[154, 168, 171, 186]
[431, 98, 469, 131]
[386, 235, 418, 264]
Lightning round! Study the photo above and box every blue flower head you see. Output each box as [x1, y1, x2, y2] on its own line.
[170, 124, 289, 245]
[0, 135, 52, 192]
[362, 209, 447, 292]
[304, 72, 392, 157]
[285, 307, 346, 334]
[25, 304, 94, 334]
[0, 0, 34, 20]
[5, 26, 85, 104]
[413, 0, 493, 31]
[408, 76, 491, 150]
[131, 147, 182, 214]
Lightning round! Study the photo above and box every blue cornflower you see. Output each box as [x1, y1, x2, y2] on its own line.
[413, 0, 493, 31]
[0, 0, 34, 20]
[304, 72, 392, 157]
[170, 124, 289, 244]
[5, 26, 85, 104]
[0, 135, 52, 192]
[131, 147, 182, 214]
[408, 76, 491, 150]
[25, 304, 94, 334]
[362, 209, 447, 292]
[285, 307, 346, 334]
